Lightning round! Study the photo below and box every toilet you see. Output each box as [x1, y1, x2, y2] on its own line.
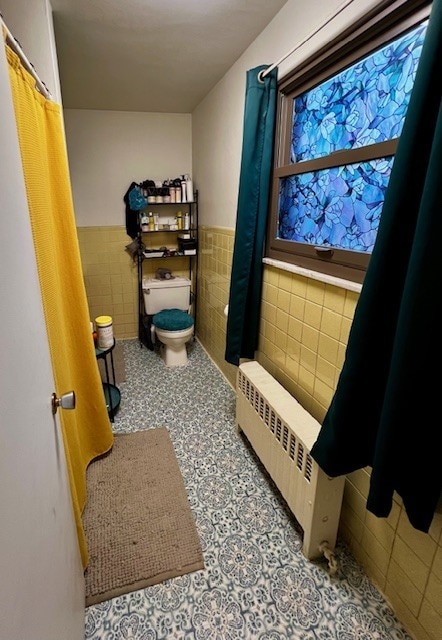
[142, 276, 194, 367]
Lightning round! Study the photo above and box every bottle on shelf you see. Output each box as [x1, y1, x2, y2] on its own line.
[180, 176, 187, 203]
[141, 213, 149, 232]
[148, 212, 155, 231]
[185, 174, 193, 202]
[176, 211, 183, 230]
[184, 212, 190, 230]
[173, 178, 182, 203]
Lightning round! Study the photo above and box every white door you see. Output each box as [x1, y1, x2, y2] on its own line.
[0, 42, 85, 640]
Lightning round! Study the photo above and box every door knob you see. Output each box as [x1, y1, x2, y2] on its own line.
[51, 390, 76, 415]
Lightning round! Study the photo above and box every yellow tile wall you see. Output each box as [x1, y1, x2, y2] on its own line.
[196, 226, 237, 386]
[77, 226, 138, 339]
[196, 225, 442, 640]
[78, 226, 197, 340]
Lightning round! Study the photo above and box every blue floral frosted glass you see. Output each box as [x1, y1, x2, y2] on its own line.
[291, 21, 427, 162]
[278, 158, 394, 252]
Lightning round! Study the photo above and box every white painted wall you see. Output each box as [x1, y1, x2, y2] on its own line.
[64, 109, 192, 226]
[192, 0, 384, 228]
[1, 0, 61, 101]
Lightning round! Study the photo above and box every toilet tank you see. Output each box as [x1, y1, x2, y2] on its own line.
[142, 276, 191, 315]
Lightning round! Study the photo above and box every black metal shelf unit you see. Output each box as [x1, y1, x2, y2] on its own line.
[137, 190, 198, 349]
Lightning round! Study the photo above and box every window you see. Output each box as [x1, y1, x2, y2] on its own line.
[266, 0, 431, 283]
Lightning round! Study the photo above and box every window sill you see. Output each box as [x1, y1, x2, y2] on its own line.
[262, 257, 362, 294]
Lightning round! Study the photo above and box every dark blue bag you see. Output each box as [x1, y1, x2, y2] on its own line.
[128, 185, 147, 210]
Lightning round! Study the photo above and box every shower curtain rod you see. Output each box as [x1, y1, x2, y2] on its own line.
[1, 15, 52, 99]
[259, 0, 355, 81]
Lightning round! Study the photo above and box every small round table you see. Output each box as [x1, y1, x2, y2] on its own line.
[95, 339, 121, 422]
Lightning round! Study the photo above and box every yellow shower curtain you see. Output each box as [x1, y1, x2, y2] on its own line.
[6, 45, 113, 568]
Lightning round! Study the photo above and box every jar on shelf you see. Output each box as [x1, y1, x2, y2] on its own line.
[95, 315, 113, 350]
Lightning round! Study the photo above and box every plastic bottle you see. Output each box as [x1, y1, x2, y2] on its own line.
[148, 212, 155, 231]
[185, 175, 193, 202]
[141, 213, 149, 232]
[184, 212, 190, 230]
[180, 177, 187, 203]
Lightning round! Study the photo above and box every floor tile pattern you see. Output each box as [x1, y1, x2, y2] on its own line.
[84, 338, 412, 640]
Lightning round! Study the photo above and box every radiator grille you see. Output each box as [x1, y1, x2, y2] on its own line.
[236, 361, 345, 560]
[237, 367, 313, 483]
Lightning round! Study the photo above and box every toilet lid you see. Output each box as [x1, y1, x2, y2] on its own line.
[153, 308, 194, 331]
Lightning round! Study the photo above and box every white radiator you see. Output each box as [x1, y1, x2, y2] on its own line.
[236, 361, 345, 562]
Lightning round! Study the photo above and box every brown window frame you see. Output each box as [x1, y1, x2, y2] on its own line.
[266, 0, 432, 284]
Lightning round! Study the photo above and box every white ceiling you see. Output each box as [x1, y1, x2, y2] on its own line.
[51, 0, 288, 113]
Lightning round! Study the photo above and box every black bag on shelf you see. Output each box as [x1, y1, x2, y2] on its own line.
[123, 181, 141, 239]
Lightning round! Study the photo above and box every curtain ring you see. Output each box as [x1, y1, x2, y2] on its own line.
[257, 69, 266, 84]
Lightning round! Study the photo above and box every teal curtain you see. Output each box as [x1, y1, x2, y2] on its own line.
[311, 0, 442, 532]
[225, 65, 277, 366]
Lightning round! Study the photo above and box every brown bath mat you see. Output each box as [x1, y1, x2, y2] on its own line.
[83, 427, 204, 606]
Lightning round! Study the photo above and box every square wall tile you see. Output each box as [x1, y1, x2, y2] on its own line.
[385, 583, 432, 640]
[289, 294, 305, 319]
[340, 502, 365, 543]
[397, 511, 437, 568]
[278, 271, 292, 292]
[304, 300, 322, 329]
[306, 278, 325, 304]
[321, 308, 343, 340]
[347, 468, 371, 500]
[425, 572, 442, 616]
[343, 289, 359, 318]
[419, 598, 442, 640]
[318, 333, 340, 366]
[291, 275, 307, 297]
[343, 479, 368, 523]
[276, 308, 289, 336]
[301, 324, 320, 352]
[277, 288, 291, 313]
[316, 355, 336, 388]
[324, 284, 346, 314]
[361, 525, 390, 577]
[433, 545, 442, 582]
[365, 511, 395, 555]
[392, 535, 430, 593]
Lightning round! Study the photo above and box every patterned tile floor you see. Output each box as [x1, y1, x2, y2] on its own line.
[84, 338, 412, 640]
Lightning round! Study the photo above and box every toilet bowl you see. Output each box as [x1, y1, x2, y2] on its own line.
[152, 307, 194, 367]
[142, 277, 194, 367]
